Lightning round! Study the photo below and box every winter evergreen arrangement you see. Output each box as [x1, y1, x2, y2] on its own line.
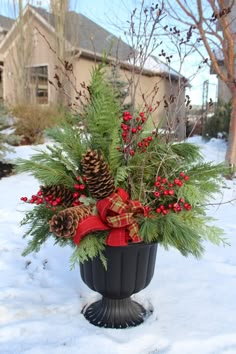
[17, 64, 227, 268]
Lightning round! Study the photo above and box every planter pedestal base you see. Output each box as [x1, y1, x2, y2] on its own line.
[80, 243, 157, 328]
[82, 297, 146, 328]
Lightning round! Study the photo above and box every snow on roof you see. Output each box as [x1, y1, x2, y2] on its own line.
[127, 55, 186, 80]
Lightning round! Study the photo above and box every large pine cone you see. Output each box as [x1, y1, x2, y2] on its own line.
[49, 205, 92, 238]
[41, 185, 74, 208]
[82, 149, 115, 200]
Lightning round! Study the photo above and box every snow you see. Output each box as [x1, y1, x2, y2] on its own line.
[127, 56, 185, 80]
[1, 137, 236, 354]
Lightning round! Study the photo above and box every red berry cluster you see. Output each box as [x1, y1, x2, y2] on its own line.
[73, 176, 87, 206]
[137, 135, 153, 152]
[121, 111, 145, 143]
[20, 176, 88, 209]
[119, 111, 156, 156]
[152, 172, 191, 215]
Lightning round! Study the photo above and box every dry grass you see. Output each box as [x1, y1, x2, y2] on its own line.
[11, 104, 67, 144]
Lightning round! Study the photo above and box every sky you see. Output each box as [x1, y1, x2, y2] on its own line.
[0, 0, 218, 105]
[1, 136, 236, 353]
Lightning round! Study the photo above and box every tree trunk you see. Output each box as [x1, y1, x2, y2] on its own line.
[226, 87, 236, 166]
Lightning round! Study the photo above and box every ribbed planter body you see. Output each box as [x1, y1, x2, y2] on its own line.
[80, 242, 157, 328]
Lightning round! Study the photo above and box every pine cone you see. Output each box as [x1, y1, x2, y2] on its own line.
[49, 205, 92, 238]
[82, 149, 115, 200]
[41, 185, 74, 208]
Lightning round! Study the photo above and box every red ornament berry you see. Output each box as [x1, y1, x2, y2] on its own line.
[162, 210, 167, 215]
[156, 208, 161, 214]
[184, 175, 189, 181]
[74, 184, 80, 190]
[129, 150, 135, 156]
[179, 198, 185, 203]
[137, 125, 142, 131]
[76, 176, 81, 181]
[160, 205, 165, 210]
[149, 107, 153, 112]
[37, 191, 43, 196]
[36, 198, 43, 205]
[179, 171, 185, 177]
[138, 142, 143, 147]
[184, 203, 191, 210]
[163, 190, 169, 195]
[174, 178, 180, 185]
[79, 184, 85, 190]
[20, 197, 28, 202]
[168, 189, 174, 195]
[132, 128, 137, 133]
[139, 112, 145, 117]
[162, 178, 167, 184]
[154, 191, 160, 197]
[147, 136, 153, 141]
[154, 181, 160, 187]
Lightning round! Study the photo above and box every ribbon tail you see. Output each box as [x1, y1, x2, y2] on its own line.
[106, 228, 128, 246]
[73, 215, 109, 245]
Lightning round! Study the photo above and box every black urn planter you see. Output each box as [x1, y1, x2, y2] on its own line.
[80, 242, 158, 328]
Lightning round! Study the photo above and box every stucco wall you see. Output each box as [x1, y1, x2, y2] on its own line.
[2, 14, 59, 104]
[73, 58, 186, 138]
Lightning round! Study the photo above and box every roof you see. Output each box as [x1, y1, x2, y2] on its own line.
[135, 56, 187, 81]
[0, 6, 186, 81]
[0, 14, 14, 31]
[31, 6, 186, 81]
[31, 6, 133, 60]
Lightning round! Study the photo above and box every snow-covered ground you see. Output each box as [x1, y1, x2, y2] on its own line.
[1, 136, 236, 354]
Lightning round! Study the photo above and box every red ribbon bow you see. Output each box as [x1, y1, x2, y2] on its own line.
[73, 188, 144, 246]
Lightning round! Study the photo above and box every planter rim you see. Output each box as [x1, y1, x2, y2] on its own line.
[104, 241, 158, 251]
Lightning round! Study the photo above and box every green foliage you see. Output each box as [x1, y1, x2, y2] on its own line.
[15, 147, 77, 187]
[0, 106, 17, 160]
[20, 204, 57, 256]
[83, 63, 122, 162]
[17, 64, 228, 267]
[70, 232, 108, 269]
[204, 100, 231, 139]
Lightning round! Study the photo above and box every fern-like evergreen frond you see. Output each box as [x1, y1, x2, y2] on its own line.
[70, 232, 108, 269]
[84, 64, 121, 160]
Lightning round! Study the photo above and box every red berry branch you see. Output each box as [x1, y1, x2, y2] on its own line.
[149, 171, 191, 216]
[20, 176, 88, 209]
[119, 110, 156, 156]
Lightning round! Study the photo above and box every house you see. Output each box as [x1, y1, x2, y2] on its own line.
[0, 14, 14, 99]
[0, 5, 187, 138]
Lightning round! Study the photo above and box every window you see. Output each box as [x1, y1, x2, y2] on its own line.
[26, 65, 48, 104]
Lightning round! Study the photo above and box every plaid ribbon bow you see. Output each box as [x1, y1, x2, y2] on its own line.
[73, 188, 144, 246]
